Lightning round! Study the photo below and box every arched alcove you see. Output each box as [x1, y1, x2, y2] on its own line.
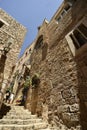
[34, 35, 43, 50]
[42, 42, 48, 60]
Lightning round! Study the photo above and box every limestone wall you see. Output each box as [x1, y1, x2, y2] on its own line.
[0, 8, 26, 92]
[0, 9, 26, 43]
[12, 42, 35, 97]
[26, 0, 87, 129]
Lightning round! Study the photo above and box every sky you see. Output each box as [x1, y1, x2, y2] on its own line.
[0, 0, 63, 56]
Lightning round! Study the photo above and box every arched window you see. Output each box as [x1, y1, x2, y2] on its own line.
[34, 35, 43, 49]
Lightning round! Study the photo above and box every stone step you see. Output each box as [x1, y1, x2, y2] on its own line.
[49, 128, 59, 130]
[10, 108, 25, 112]
[11, 105, 24, 108]
[3, 114, 37, 119]
[10, 107, 25, 111]
[40, 128, 50, 130]
[0, 105, 51, 130]
[9, 109, 30, 112]
[0, 118, 43, 125]
[7, 112, 31, 117]
[8, 111, 30, 115]
[0, 123, 48, 130]
[9, 109, 30, 113]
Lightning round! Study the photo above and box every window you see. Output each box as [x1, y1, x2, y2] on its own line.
[64, 4, 71, 12]
[78, 23, 87, 38]
[0, 20, 4, 28]
[70, 24, 87, 49]
[70, 34, 79, 49]
[56, 3, 71, 23]
[57, 16, 61, 22]
[73, 30, 86, 46]
[66, 22, 87, 56]
[61, 10, 66, 17]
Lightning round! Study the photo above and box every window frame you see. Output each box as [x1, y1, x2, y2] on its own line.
[56, 3, 72, 23]
[65, 19, 87, 56]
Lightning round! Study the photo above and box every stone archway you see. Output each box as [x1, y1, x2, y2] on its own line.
[34, 35, 43, 50]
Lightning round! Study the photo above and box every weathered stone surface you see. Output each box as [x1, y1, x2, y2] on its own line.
[69, 104, 79, 113]
[0, 105, 50, 130]
[0, 8, 26, 107]
[11, 0, 87, 130]
[57, 105, 70, 114]
[62, 113, 71, 122]
[62, 89, 72, 99]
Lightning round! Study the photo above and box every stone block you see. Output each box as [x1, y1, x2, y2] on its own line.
[71, 113, 79, 122]
[69, 103, 79, 112]
[57, 105, 69, 114]
[65, 96, 77, 105]
[62, 113, 71, 122]
[62, 89, 72, 99]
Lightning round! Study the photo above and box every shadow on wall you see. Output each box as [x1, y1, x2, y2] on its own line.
[76, 54, 87, 130]
[0, 54, 7, 89]
[42, 42, 48, 61]
[31, 87, 39, 115]
[71, 1, 87, 129]
[0, 103, 11, 119]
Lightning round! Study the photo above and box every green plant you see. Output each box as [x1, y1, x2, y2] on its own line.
[24, 76, 32, 88]
[32, 73, 40, 88]
[6, 87, 12, 93]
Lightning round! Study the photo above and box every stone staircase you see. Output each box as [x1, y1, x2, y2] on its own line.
[0, 105, 51, 130]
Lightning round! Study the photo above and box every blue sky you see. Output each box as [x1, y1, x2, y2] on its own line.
[0, 0, 63, 56]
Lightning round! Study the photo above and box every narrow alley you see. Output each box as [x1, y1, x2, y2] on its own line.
[0, 0, 87, 130]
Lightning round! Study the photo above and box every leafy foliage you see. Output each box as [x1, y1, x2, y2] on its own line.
[24, 76, 31, 88]
[32, 73, 40, 88]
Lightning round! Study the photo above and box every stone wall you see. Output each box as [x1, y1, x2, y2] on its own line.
[0, 9, 26, 43]
[0, 8, 26, 104]
[11, 41, 35, 103]
[26, 0, 87, 130]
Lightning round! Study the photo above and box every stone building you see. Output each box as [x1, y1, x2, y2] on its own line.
[24, 0, 87, 130]
[12, 42, 35, 102]
[0, 8, 26, 107]
[11, 0, 87, 129]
